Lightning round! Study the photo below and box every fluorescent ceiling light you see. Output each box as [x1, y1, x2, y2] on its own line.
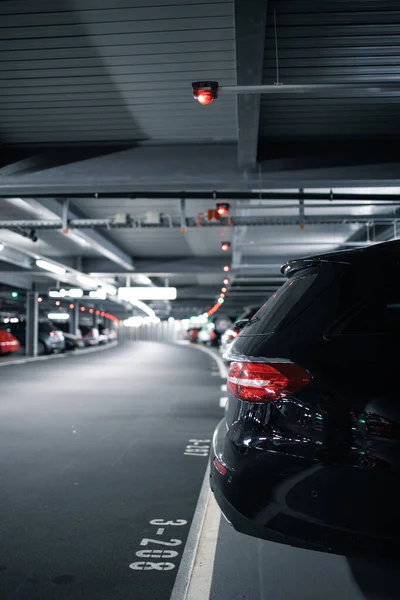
[48, 313, 70, 320]
[0, 243, 4, 252]
[36, 259, 66, 275]
[118, 287, 177, 301]
[49, 288, 83, 299]
[130, 299, 155, 318]
[89, 289, 107, 300]
[100, 283, 117, 296]
[10, 317, 19, 323]
[77, 275, 98, 289]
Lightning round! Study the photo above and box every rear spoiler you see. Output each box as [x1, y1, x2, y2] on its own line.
[280, 259, 321, 278]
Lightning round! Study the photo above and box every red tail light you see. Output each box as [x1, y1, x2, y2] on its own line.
[227, 361, 311, 403]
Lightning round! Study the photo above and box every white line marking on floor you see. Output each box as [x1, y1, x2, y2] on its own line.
[219, 397, 228, 408]
[185, 493, 220, 600]
[169, 464, 220, 600]
[156, 528, 165, 536]
[0, 341, 118, 368]
[220, 384, 227, 392]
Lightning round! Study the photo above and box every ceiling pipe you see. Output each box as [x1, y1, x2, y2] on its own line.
[0, 191, 400, 202]
[0, 215, 397, 230]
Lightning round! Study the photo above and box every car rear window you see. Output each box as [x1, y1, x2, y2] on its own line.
[241, 272, 318, 335]
[338, 285, 400, 335]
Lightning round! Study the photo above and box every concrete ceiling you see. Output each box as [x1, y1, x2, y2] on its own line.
[1, 0, 400, 318]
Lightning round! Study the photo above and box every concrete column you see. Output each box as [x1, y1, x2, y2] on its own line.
[26, 290, 39, 357]
[93, 307, 99, 328]
[69, 301, 80, 336]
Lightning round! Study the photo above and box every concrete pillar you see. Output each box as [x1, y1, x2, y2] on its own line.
[26, 290, 39, 357]
[69, 301, 80, 336]
[93, 307, 99, 328]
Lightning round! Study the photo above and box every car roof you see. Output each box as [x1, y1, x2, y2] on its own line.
[281, 239, 400, 277]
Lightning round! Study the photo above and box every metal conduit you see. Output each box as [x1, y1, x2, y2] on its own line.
[0, 215, 398, 229]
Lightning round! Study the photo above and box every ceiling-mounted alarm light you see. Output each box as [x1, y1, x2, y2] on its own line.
[221, 241, 231, 252]
[192, 81, 219, 105]
[216, 203, 230, 217]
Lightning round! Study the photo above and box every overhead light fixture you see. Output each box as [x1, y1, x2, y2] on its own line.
[89, 289, 107, 300]
[0, 243, 4, 252]
[216, 203, 230, 217]
[118, 287, 177, 301]
[223, 278, 230, 285]
[49, 288, 83, 299]
[217, 298, 224, 304]
[100, 283, 117, 296]
[48, 312, 70, 320]
[36, 259, 66, 275]
[221, 241, 231, 252]
[221, 287, 227, 293]
[220, 293, 225, 298]
[77, 275, 98, 289]
[192, 81, 218, 105]
[223, 265, 230, 273]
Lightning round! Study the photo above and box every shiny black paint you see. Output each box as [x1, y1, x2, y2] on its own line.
[211, 241, 400, 556]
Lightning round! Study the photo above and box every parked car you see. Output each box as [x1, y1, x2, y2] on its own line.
[197, 322, 216, 345]
[63, 330, 85, 351]
[80, 325, 100, 347]
[187, 327, 200, 343]
[210, 240, 400, 557]
[219, 306, 261, 359]
[6, 319, 65, 354]
[0, 329, 20, 355]
[98, 324, 112, 344]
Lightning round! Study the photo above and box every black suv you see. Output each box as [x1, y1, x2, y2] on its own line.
[211, 240, 400, 556]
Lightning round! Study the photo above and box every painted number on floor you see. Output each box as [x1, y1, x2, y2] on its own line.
[184, 438, 210, 457]
[129, 519, 188, 572]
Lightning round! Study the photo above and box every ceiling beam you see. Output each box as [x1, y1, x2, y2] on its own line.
[17, 198, 133, 271]
[235, 0, 268, 171]
[84, 256, 230, 275]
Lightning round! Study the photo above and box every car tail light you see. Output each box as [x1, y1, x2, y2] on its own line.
[227, 361, 311, 403]
[364, 413, 400, 440]
[214, 457, 227, 476]
[49, 331, 55, 338]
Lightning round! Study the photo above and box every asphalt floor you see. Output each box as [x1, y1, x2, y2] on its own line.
[0, 341, 222, 600]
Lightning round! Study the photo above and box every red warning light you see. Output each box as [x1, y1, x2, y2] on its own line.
[221, 287, 227, 293]
[223, 265, 231, 273]
[192, 81, 218, 105]
[223, 278, 230, 285]
[221, 241, 231, 252]
[217, 203, 230, 217]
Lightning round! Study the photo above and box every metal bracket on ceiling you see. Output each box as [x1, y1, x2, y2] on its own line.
[299, 189, 305, 230]
[61, 198, 69, 234]
[180, 196, 187, 233]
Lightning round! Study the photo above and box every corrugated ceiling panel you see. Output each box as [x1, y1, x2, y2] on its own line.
[260, 0, 400, 139]
[0, 0, 236, 144]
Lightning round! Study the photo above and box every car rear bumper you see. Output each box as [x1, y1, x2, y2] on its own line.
[210, 418, 397, 557]
[47, 340, 65, 353]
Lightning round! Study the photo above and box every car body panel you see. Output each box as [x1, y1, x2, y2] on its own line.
[0, 330, 20, 355]
[210, 240, 400, 556]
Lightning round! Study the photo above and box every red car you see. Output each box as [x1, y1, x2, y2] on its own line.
[0, 329, 20, 355]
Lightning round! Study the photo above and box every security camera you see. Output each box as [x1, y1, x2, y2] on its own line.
[192, 81, 219, 105]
